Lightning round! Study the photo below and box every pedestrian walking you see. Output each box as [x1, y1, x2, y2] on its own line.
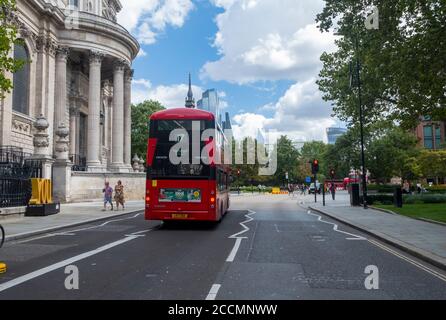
[102, 182, 114, 211]
[330, 183, 336, 200]
[114, 180, 126, 210]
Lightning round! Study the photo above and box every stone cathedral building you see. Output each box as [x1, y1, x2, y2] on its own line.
[0, 0, 144, 204]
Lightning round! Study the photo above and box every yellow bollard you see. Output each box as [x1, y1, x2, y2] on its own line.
[0, 262, 6, 274]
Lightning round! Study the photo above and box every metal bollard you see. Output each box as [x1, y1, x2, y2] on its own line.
[322, 187, 326, 206]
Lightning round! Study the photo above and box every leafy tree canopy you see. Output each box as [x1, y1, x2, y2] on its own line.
[0, 0, 25, 98]
[317, 0, 446, 129]
[131, 100, 165, 161]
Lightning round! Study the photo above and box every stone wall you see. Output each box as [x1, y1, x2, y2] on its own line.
[70, 172, 146, 202]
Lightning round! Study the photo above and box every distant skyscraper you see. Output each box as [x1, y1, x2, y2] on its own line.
[197, 89, 220, 125]
[185, 73, 195, 108]
[223, 112, 232, 130]
[327, 127, 347, 145]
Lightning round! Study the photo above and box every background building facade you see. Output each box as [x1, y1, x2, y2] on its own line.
[0, 0, 142, 203]
[326, 127, 347, 145]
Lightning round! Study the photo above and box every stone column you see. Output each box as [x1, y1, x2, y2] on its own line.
[123, 68, 133, 169]
[110, 60, 128, 172]
[53, 123, 73, 203]
[86, 51, 105, 172]
[54, 46, 69, 135]
[69, 105, 79, 156]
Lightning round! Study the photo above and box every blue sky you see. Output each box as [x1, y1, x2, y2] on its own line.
[119, 0, 340, 142]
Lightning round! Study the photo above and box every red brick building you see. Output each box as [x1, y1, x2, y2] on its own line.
[414, 119, 445, 150]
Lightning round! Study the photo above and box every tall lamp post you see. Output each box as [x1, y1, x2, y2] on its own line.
[352, 36, 368, 209]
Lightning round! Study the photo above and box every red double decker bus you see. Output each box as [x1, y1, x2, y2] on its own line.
[145, 108, 231, 222]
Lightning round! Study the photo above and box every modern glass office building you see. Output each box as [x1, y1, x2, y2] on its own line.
[326, 127, 347, 145]
[197, 89, 221, 126]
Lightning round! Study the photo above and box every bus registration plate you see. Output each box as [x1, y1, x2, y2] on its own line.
[172, 214, 188, 219]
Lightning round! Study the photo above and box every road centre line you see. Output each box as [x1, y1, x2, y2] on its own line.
[226, 210, 256, 262]
[0, 234, 146, 293]
[205, 284, 222, 301]
[206, 210, 256, 300]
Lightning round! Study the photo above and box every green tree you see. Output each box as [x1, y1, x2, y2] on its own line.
[316, 0, 446, 129]
[418, 150, 446, 183]
[131, 100, 165, 161]
[0, 0, 25, 97]
[299, 141, 329, 180]
[366, 127, 420, 183]
[272, 136, 300, 186]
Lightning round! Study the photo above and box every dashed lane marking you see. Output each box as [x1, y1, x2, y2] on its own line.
[205, 284, 221, 301]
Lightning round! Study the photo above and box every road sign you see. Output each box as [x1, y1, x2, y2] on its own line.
[306, 176, 311, 183]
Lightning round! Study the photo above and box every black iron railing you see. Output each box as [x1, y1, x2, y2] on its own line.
[0, 146, 43, 208]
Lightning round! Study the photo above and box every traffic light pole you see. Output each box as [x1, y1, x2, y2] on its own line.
[314, 173, 317, 203]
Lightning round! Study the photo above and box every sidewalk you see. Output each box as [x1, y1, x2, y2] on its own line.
[1, 200, 145, 242]
[306, 191, 446, 270]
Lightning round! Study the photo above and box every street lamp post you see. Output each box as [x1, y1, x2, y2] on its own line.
[353, 36, 368, 209]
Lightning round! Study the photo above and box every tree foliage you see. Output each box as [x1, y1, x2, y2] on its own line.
[131, 100, 165, 161]
[316, 0, 446, 129]
[0, 0, 24, 98]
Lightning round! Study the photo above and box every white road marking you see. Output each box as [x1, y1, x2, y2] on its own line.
[206, 210, 256, 300]
[0, 235, 141, 293]
[368, 239, 446, 283]
[226, 238, 242, 262]
[226, 210, 256, 263]
[14, 213, 144, 244]
[129, 229, 153, 235]
[206, 284, 221, 301]
[306, 210, 367, 241]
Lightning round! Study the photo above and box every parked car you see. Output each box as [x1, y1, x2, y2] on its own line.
[309, 182, 322, 194]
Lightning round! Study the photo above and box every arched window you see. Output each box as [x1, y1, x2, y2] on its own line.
[12, 43, 30, 115]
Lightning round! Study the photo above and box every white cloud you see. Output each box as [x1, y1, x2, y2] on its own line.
[201, 0, 336, 84]
[137, 49, 148, 58]
[119, 0, 194, 45]
[132, 79, 203, 108]
[233, 79, 336, 142]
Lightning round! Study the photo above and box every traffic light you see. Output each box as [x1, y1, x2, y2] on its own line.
[312, 159, 319, 174]
[237, 169, 241, 177]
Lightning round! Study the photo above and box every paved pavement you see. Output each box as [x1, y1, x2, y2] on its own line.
[305, 191, 446, 270]
[0, 194, 445, 300]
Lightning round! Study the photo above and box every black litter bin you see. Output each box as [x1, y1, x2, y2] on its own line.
[394, 187, 403, 208]
[350, 183, 360, 206]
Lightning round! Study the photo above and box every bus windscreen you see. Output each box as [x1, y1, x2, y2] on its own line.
[148, 119, 215, 179]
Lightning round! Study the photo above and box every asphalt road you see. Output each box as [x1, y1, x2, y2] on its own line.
[0, 195, 445, 300]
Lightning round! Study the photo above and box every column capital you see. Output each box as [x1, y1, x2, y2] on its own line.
[113, 59, 128, 73]
[89, 51, 105, 65]
[56, 46, 70, 61]
[125, 69, 134, 83]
